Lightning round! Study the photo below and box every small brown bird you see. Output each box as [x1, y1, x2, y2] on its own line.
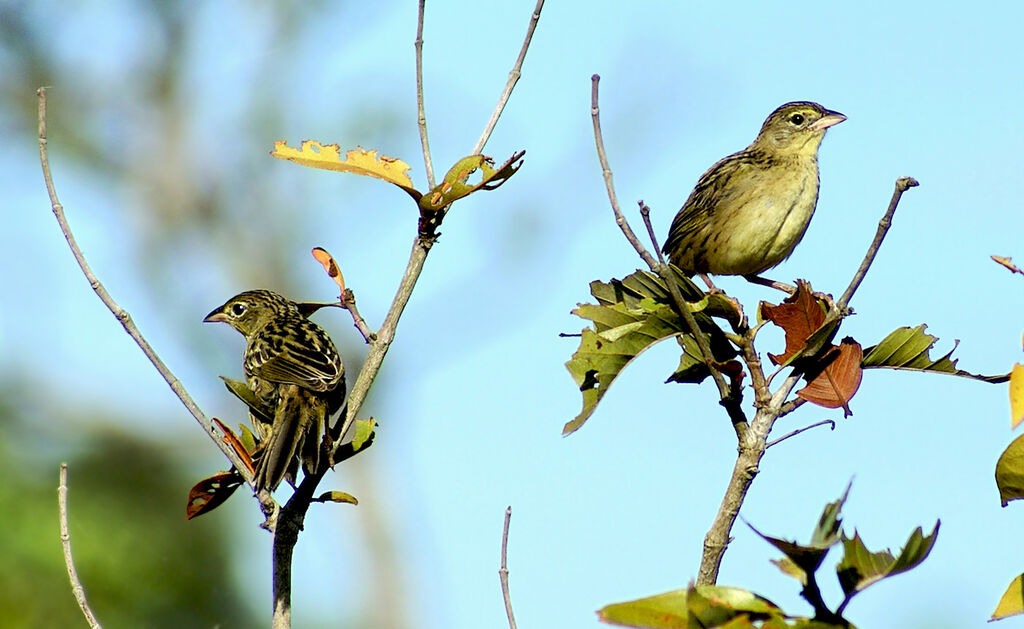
[204, 290, 346, 493]
[663, 101, 845, 281]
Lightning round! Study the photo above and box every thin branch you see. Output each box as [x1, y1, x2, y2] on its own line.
[590, 76, 658, 270]
[638, 201, 664, 263]
[499, 506, 518, 629]
[472, 0, 546, 156]
[415, 0, 435, 189]
[765, 419, 836, 449]
[340, 289, 376, 344]
[59, 464, 102, 629]
[837, 176, 918, 310]
[36, 88, 253, 482]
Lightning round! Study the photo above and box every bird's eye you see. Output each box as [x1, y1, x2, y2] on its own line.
[230, 303, 247, 316]
[789, 113, 805, 125]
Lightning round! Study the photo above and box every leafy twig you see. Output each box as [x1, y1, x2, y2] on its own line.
[36, 88, 253, 482]
[58, 463, 102, 629]
[499, 506, 518, 629]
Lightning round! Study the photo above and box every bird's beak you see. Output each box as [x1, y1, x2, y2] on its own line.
[810, 110, 846, 131]
[203, 309, 228, 323]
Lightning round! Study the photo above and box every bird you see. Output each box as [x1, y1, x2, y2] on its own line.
[204, 289, 346, 493]
[662, 101, 845, 284]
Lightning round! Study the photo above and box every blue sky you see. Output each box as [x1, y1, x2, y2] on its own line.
[4, 1, 1024, 627]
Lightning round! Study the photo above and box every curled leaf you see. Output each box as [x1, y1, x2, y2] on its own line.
[314, 491, 359, 505]
[835, 522, 940, 597]
[271, 141, 420, 200]
[212, 417, 255, 476]
[312, 246, 346, 294]
[597, 584, 781, 629]
[760, 280, 831, 366]
[419, 150, 525, 212]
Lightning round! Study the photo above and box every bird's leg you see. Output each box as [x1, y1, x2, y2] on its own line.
[743, 274, 796, 294]
[699, 273, 722, 293]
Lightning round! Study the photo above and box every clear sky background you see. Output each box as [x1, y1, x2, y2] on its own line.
[3, 1, 1024, 628]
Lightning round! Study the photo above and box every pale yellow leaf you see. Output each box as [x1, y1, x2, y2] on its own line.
[992, 573, 1024, 620]
[1011, 363, 1024, 429]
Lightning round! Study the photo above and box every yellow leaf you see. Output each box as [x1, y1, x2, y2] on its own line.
[992, 574, 1024, 620]
[1012, 364, 1024, 429]
[271, 141, 420, 199]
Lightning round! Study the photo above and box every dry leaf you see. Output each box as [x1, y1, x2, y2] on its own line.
[186, 471, 244, 520]
[312, 247, 345, 294]
[760, 280, 827, 365]
[797, 338, 864, 415]
[213, 418, 254, 475]
[271, 141, 420, 200]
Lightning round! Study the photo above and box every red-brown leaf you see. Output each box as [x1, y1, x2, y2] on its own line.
[797, 338, 863, 414]
[761, 280, 828, 365]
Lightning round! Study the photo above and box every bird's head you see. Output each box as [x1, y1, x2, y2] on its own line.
[203, 289, 299, 337]
[751, 101, 845, 157]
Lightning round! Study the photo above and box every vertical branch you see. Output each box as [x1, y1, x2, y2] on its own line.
[499, 506, 518, 629]
[58, 464, 103, 629]
[415, 0, 435, 189]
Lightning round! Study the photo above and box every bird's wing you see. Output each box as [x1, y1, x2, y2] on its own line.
[663, 150, 765, 256]
[246, 318, 344, 393]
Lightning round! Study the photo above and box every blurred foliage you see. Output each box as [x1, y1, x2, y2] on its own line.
[0, 384, 259, 628]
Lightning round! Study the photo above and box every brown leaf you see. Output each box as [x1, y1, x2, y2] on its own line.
[311, 247, 346, 294]
[213, 418, 255, 476]
[761, 280, 827, 365]
[186, 470, 244, 520]
[797, 338, 863, 415]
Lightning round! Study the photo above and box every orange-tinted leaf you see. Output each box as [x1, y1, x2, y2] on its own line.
[419, 150, 525, 212]
[1011, 363, 1024, 429]
[797, 338, 863, 415]
[213, 418, 255, 475]
[186, 470, 244, 520]
[312, 247, 346, 294]
[271, 141, 420, 200]
[761, 281, 828, 365]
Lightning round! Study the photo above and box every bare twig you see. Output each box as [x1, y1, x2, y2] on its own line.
[472, 0, 546, 156]
[58, 464, 102, 629]
[765, 419, 836, 449]
[499, 506, 518, 629]
[340, 289, 376, 343]
[837, 176, 918, 310]
[638, 201, 664, 263]
[415, 0, 435, 189]
[590, 76, 658, 270]
[36, 88, 253, 482]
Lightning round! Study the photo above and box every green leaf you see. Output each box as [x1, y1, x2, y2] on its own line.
[749, 484, 849, 577]
[220, 376, 273, 424]
[596, 585, 780, 629]
[862, 325, 1007, 383]
[996, 432, 1024, 506]
[991, 573, 1024, 620]
[563, 270, 738, 435]
[352, 418, 375, 451]
[835, 522, 940, 597]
